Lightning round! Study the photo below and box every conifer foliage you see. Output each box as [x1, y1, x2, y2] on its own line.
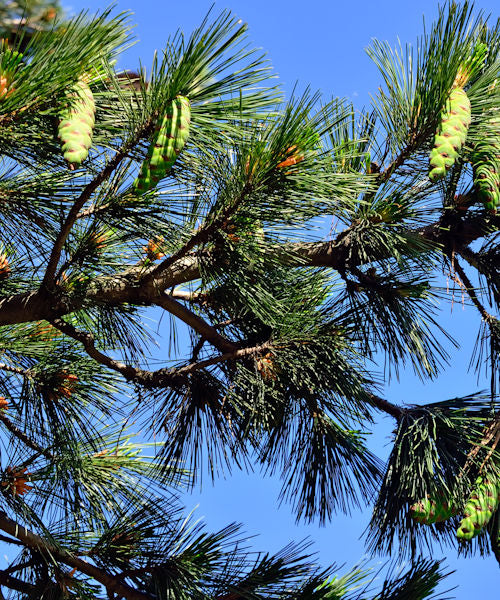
[0, 0, 498, 597]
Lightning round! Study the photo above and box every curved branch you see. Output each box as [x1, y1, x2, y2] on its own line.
[50, 318, 269, 388]
[453, 256, 494, 323]
[0, 570, 36, 594]
[368, 393, 404, 420]
[42, 150, 132, 286]
[0, 363, 27, 376]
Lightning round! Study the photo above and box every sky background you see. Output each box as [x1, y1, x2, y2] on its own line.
[9, 0, 500, 597]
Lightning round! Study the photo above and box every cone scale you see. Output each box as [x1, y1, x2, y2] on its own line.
[410, 495, 455, 525]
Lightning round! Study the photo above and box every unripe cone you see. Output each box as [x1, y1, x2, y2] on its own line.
[410, 495, 454, 524]
[133, 95, 191, 194]
[470, 119, 500, 212]
[456, 476, 499, 541]
[429, 87, 471, 182]
[58, 79, 95, 168]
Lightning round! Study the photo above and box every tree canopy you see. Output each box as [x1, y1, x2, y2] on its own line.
[0, 0, 498, 598]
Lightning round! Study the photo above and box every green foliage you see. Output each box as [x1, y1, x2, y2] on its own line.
[0, 1, 498, 598]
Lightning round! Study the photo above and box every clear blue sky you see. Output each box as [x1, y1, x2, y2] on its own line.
[18, 1, 500, 596]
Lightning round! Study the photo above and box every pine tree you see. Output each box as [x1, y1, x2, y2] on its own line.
[0, 0, 498, 597]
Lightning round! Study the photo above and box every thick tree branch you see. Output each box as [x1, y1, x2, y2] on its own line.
[0, 569, 36, 594]
[0, 512, 154, 600]
[0, 211, 497, 329]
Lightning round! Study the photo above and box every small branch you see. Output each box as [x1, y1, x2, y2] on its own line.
[0, 512, 154, 600]
[49, 319, 140, 381]
[154, 294, 238, 353]
[0, 363, 28, 376]
[1, 559, 37, 576]
[169, 289, 203, 301]
[77, 200, 114, 219]
[177, 341, 270, 373]
[0, 533, 25, 547]
[377, 120, 435, 185]
[368, 393, 404, 420]
[0, 413, 54, 461]
[457, 244, 500, 306]
[42, 148, 133, 286]
[452, 256, 493, 323]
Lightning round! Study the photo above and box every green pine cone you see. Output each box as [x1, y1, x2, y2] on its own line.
[456, 476, 499, 541]
[133, 95, 191, 194]
[429, 87, 471, 182]
[410, 495, 454, 524]
[471, 122, 500, 211]
[58, 79, 95, 168]
[475, 164, 499, 208]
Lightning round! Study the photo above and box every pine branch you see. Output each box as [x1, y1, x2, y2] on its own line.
[368, 393, 404, 420]
[0, 363, 27, 375]
[0, 533, 24, 547]
[49, 318, 143, 381]
[50, 317, 270, 388]
[41, 144, 142, 287]
[452, 255, 494, 323]
[1, 207, 498, 330]
[154, 293, 238, 352]
[0, 511, 154, 600]
[170, 289, 203, 301]
[0, 569, 36, 594]
[141, 182, 254, 287]
[0, 412, 54, 461]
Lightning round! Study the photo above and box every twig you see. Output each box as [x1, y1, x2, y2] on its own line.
[169, 289, 203, 301]
[462, 415, 500, 476]
[452, 256, 494, 323]
[0, 570, 36, 594]
[141, 183, 253, 286]
[0, 363, 28, 376]
[49, 319, 140, 381]
[0, 533, 25, 547]
[42, 148, 133, 286]
[0, 412, 54, 461]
